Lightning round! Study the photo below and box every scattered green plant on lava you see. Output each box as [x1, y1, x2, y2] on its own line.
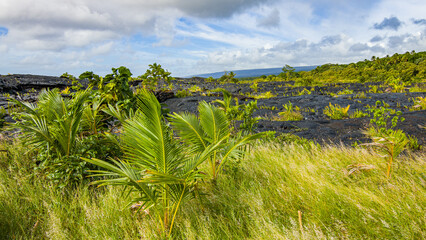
[409, 96, 426, 110]
[409, 84, 426, 92]
[176, 89, 193, 98]
[272, 102, 304, 121]
[297, 88, 312, 96]
[363, 101, 410, 178]
[350, 109, 370, 118]
[350, 92, 368, 99]
[337, 88, 354, 95]
[248, 91, 276, 99]
[386, 77, 407, 93]
[218, 71, 238, 83]
[139, 63, 174, 90]
[213, 90, 261, 134]
[323, 103, 350, 119]
[250, 81, 259, 93]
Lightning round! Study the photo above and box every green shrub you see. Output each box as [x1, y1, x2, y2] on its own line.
[409, 96, 426, 110]
[176, 89, 193, 98]
[409, 84, 426, 92]
[139, 63, 174, 90]
[323, 103, 350, 119]
[363, 101, 409, 178]
[273, 102, 304, 121]
[298, 88, 312, 95]
[337, 88, 353, 95]
[350, 109, 370, 118]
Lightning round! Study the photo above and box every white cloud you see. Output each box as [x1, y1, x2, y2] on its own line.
[0, 0, 425, 76]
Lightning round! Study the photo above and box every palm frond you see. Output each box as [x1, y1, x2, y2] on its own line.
[169, 112, 207, 153]
[198, 101, 230, 143]
[216, 133, 265, 175]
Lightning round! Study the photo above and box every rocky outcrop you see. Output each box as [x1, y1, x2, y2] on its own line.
[0, 74, 71, 93]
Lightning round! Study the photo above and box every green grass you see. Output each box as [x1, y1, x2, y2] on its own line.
[1, 140, 425, 239]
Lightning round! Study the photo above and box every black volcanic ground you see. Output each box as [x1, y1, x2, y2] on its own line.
[1, 74, 425, 146]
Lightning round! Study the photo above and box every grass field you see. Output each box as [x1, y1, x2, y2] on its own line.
[1, 139, 425, 239]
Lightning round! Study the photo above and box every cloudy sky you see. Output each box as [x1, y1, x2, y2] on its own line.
[0, 0, 425, 77]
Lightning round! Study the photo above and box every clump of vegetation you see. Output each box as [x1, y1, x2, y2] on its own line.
[61, 72, 82, 91]
[409, 84, 426, 92]
[363, 101, 409, 178]
[368, 85, 382, 93]
[350, 109, 370, 118]
[409, 96, 426, 110]
[218, 71, 238, 83]
[351, 92, 367, 99]
[176, 89, 193, 98]
[246, 51, 426, 84]
[250, 91, 276, 99]
[10, 89, 118, 188]
[213, 91, 260, 134]
[139, 63, 174, 90]
[323, 103, 350, 119]
[297, 88, 312, 95]
[337, 88, 354, 95]
[273, 102, 304, 121]
[79, 66, 134, 110]
[250, 81, 259, 93]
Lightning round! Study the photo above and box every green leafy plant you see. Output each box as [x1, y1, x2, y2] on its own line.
[84, 90, 220, 238]
[323, 103, 350, 119]
[139, 63, 174, 90]
[363, 101, 409, 178]
[274, 102, 304, 121]
[11, 89, 93, 187]
[350, 109, 370, 118]
[219, 71, 238, 83]
[337, 88, 354, 95]
[214, 91, 260, 133]
[387, 77, 406, 93]
[366, 101, 404, 131]
[188, 85, 201, 92]
[61, 72, 82, 91]
[409, 84, 426, 92]
[250, 81, 259, 93]
[409, 96, 426, 110]
[363, 128, 409, 178]
[79, 67, 134, 107]
[368, 85, 381, 93]
[298, 88, 312, 96]
[169, 101, 264, 180]
[239, 100, 260, 134]
[176, 89, 193, 98]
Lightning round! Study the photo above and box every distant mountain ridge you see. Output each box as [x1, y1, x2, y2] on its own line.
[192, 66, 318, 79]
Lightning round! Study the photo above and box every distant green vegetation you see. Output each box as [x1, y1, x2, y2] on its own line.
[239, 51, 426, 84]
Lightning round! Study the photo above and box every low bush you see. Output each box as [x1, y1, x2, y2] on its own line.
[273, 102, 304, 121]
[323, 103, 350, 119]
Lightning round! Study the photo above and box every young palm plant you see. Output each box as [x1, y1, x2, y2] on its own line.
[83, 90, 221, 238]
[11, 89, 91, 186]
[169, 101, 264, 180]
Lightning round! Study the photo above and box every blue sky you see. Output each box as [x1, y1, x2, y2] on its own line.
[0, 0, 425, 77]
